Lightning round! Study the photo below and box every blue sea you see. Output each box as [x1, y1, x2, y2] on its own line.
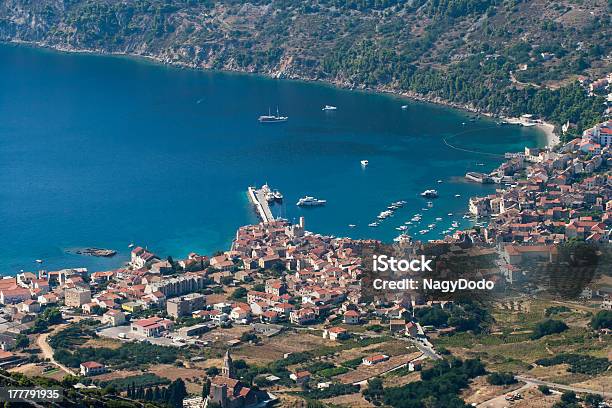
[0, 44, 546, 274]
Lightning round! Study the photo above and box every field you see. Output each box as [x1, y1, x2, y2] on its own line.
[323, 392, 374, 407]
[432, 297, 611, 385]
[233, 330, 331, 366]
[336, 352, 422, 385]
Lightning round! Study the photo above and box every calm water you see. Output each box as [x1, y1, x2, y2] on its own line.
[0, 44, 546, 274]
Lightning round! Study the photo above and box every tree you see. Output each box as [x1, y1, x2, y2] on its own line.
[206, 367, 219, 376]
[584, 394, 603, 408]
[487, 372, 517, 386]
[538, 385, 550, 395]
[202, 378, 211, 398]
[531, 319, 568, 339]
[252, 284, 265, 292]
[230, 287, 247, 300]
[363, 377, 384, 403]
[167, 378, 187, 408]
[590, 310, 612, 330]
[560, 391, 576, 404]
[15, 334, 29, 349]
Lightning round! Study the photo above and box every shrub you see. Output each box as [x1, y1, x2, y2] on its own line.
[531, 319, 568, 339]
[590, 310, 612, 330]
[487, 372, 517, 386]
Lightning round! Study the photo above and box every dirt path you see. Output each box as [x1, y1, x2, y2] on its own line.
[36, 323, 77, 376]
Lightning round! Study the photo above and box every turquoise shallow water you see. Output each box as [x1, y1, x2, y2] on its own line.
[0, 44, 546, 274]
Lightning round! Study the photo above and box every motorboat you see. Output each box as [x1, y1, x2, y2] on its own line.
[297, 196, 326, 206]
[420, 189, 439, 198]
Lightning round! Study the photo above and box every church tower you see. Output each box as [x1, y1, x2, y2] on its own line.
[222, 349, 235, 379]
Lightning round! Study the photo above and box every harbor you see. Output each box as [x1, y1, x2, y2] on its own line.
[247, 185, 276, 223]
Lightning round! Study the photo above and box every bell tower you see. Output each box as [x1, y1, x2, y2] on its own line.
[222, 349, 235, 379]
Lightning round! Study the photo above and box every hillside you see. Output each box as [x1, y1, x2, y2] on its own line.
[0, 0, 610, 137]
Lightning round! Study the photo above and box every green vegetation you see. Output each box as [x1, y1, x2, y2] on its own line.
[530, 319, 568, 339]
[363, 377, 384, 405]
[25, 307, 63, 334]
[301, 383, 360, 399]
[97, 373, 170, 391]
[590, 310, 612, 330]
[538, 385, 551, 394]
[15, 334, 30, 349]
[1, 0, 608, 140]
[415, 300, 490, 333]
[383, 358, 486, 408]
[49, 322, 182, 369]
[486, 371, 517, 385]
[535, 353, 610, 375]
[126, 378, 187, 408]
[230, 287, 247, 300]
[48, 322, 97, 349]
[545, 306, 571, 317]
[54, 342, 180, 369]
[340, 356, 364, 369]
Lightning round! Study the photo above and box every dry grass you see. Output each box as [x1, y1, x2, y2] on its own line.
[324, 392, 375, 407]
[234, 331, 329, 366]
[461, 376, 525, 405]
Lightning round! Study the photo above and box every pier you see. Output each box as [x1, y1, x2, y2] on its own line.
[247, 185, 275, 223]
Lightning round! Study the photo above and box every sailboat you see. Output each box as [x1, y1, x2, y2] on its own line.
[258, 107, 288, 123]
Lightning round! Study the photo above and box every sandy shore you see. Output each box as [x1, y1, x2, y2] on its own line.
[536, 121, 559, 148]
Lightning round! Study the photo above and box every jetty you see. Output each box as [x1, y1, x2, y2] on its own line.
[247, 185, 275, 223]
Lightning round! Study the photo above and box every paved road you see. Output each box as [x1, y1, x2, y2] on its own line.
[515, 376, 612, 398]
[401, 337, 442, 360]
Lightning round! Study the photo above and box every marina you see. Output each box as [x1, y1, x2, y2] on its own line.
[247, 185, 276, 223]
[0, 44, 547, 273]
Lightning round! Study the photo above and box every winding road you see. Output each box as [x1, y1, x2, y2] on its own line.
[36, 323, 77, 376]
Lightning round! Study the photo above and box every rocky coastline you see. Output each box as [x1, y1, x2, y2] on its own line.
[4, 39, 559, 146]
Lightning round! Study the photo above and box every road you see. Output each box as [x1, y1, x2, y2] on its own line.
[477, 383, 534, 408]
[401, 337, 442, 360]
[36, 324, 77, 376]
[515, 376, 612, 398]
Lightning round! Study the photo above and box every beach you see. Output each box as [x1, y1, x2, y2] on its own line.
[537, 121, 560, 148]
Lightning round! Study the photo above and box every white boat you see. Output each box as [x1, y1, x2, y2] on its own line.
[435, 217, 442, 221]
[322, 105, 337, 111]
[394, 234, 412, 243]
[259, 107, 288, 123]
[348, 224, 356, 228]
[447, 213, 453, 216]
[427, 201, 434, 208]
[35, 259, 43, 264]
[361, 159, 369, 167]
[452, 221, 459, 228]
[368, 222, 379, 227]
[455, 194, 461, 198]
[297, 196, 326, 206]
[420, 189, 439, 198]
[437, 180, 443, 183]
[401, 105, 408, 110]
[128, 243, 134, 248]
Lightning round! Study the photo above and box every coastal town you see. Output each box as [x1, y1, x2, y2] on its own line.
[0, 123, 610, 408]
